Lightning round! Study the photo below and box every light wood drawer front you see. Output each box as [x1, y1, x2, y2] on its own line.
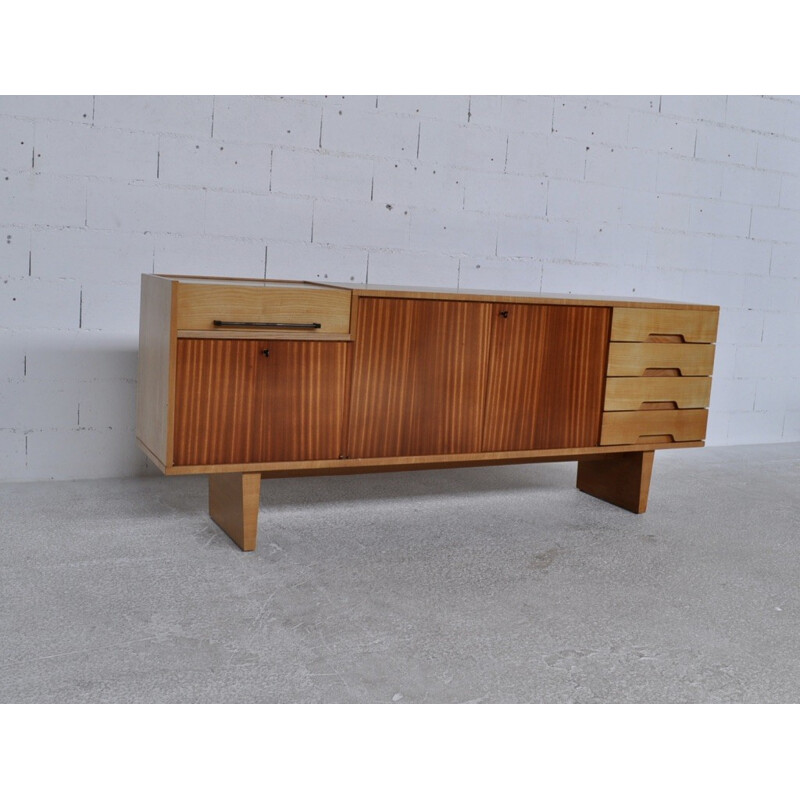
[600, 409, 708, 445]
[175, 284, 352, 334]
[611, 307, 719, 343]
[607, 343, 715, 376]
[604, 377, 712, 410]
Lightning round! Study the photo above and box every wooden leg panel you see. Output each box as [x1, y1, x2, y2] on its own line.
[576, 451, 654, 514]
[208, 472, 261, 551]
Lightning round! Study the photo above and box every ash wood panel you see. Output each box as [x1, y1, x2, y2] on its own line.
[347, 298, 492, 458]
[482, 304, 611, 452]
[163, 439, 703, 475]
[161, 274, 719, 311]
[600, 409, 709, 445]
[136, 274, 175, 468]
[173, 339, 348, 466]
[176, 330, 352, 342]
[346, 286, 719, 310]
[604, 377, 712, 410]
[611, 307, 719, 343]
[607, 343, 716, 376]
[208, 472, 261, 551]
[175, 284, 351, 333]
[577, 451, 654, 513]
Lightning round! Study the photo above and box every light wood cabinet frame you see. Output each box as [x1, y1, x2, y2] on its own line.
[136, 275, 719, 551]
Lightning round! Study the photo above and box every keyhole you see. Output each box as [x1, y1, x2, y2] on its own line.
[499, 310, 509, 318]
[262, 349, 270, 358]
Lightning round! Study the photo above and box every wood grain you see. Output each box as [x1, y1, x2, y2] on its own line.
[208, 472, 261, 551]
[135, 274, 175, 469]
[347, 298, 493, 458]
[604, 377, 712, 410]
[600, 409, 709, 445]
[482, 304, 611, 451]
[577, 451, 654, 513]
[173, 339, 348, 465]
[610, 307, 719, 343]
[175, 283, 352, 333]
[161, 439, 704, 476]
[344, 286, 719, 310]
[607, 343, 716, 376]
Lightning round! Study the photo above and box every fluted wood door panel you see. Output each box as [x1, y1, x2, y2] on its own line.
[347, 298, 492, 458]
[482, 304, 611, 452]
[256, 340, 348, 463]
[173, 339, 347, 466]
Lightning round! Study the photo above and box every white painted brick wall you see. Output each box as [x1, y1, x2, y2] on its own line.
[321, 107, 418, 160]
[271, 149, 373, 202]
[93, 96, 213, 137]
[204, 190, 312, 241]
[214, 97, 321, 148]
[267, 242, 368, 283]
[0, 116, 35, 171]
[418, 119, 507, 172]
[2, 226, 30, 277]
[1, 94, 799, 482]
[460, 257, 543, 293]
[34, 122, 159, 181]
[158, 136, 270, 193]
[372, 160, 465, 211]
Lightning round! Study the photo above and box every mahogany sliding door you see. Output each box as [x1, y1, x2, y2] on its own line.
[347, 298, 493, 458]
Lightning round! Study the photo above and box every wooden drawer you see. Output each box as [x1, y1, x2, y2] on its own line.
[175, 283, 352, 336]
[600, 409, 709, 445]
[607, 342, 715, 377]
[611, 307, 719, 343]
[604, 377, 711, 411]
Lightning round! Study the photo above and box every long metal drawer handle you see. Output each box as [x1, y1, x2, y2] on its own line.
[212, 320, 322, 329]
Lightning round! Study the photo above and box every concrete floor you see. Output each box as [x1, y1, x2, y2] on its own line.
[1, 443, 798, 703]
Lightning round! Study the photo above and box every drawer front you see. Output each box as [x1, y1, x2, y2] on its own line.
[607, 342, 715, 377]
[175, 284, 352, 335]
[604, 377, 711, 411]
[600, 409, 709, 445]
[610, 307, 719, 343]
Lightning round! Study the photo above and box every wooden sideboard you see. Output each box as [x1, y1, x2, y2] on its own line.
[136, 274, 719, 551]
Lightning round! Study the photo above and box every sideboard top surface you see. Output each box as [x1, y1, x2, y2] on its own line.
[149, 274, 719, 311]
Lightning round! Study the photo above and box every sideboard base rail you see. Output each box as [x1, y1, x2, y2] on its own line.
[207, 451, 658, 552]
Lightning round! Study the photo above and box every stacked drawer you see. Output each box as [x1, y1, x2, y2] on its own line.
[600, 307, 719, 446]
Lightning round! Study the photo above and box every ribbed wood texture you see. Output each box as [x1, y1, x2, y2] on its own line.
[173, 339, 347, 465]
[482, 304, 611, 452]
[347, 298, 493, 458]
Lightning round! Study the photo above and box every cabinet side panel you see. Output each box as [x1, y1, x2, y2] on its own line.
[136, 275, 174, 468]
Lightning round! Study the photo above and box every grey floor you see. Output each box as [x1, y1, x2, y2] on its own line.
[1, 443, 798, 703]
